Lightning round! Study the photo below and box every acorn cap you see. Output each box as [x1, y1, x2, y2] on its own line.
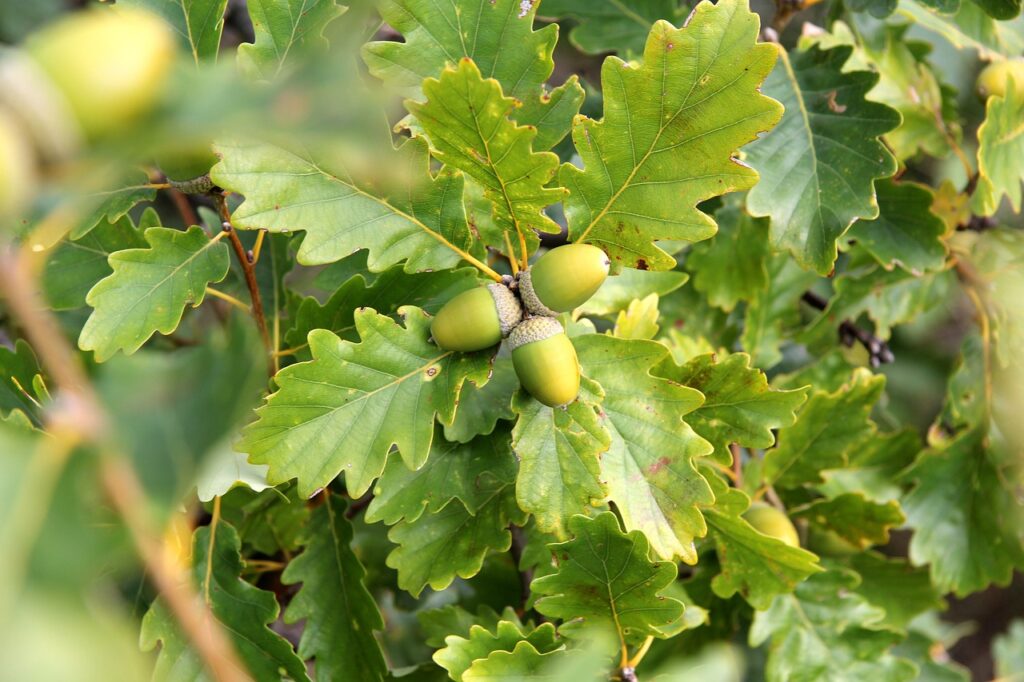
[519, 243, 610, 315]
[508, 316, 564, 351]
[488, 282, 523, 337]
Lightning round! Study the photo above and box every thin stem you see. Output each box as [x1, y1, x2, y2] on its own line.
[251, 229, 266, 265]
[801, 291, 894, 367]
[205, 287, 250, 312]
[204, 497, 222, 605]
[504, 232, 520, 275]
[144, 182, 172, 190]
[216, 193, 273, 371]
[272, 345, 305, 358]
[518, 229, 530, 271]
[627, 636, 655, 668]
[169, 188, 200, 228]
[963, 286, 993, 419]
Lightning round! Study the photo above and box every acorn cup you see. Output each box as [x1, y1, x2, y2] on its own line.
[508, 317, 580, 408]
[430, 283, 522, 352]
[743, 502, 801, 548]
[519, 243, 611, 316]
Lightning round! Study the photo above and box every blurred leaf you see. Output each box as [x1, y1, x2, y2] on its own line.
[971, 0, 1022, 20]
[580, 270, 688, 317]
[539, 0, 684, 55]
[845, 180, 948, 275]
[462, 642, 597, 681]
[742, 252, 818, 368]
[817, 429, 921, 503]
[121, 0, 228, 64]
[238, 0, 345, 80]
[846, 0, 898, 17]
[219, 485, 310, 556]
[688, 198, 770, 312]
[973, 81, 1024, 216]
[408, 59, 564, 251]
[612, 293, 660, 340]
[749, 570, 916, 682]
[214, 137, 475, 270]
[140, 522, 310, 681]
[994, 620, 1024, 679]
[69, 171, 156, 240]
[386, 489, 524, 597]
[0, 340, 43, 423]
[444, 357, 517, 443]
[576, 335, 713, 563]
[367, 424, 517, 525]
[896, 0, 1024, 59]
[666, 352, 808, 464]
[560, 0, 781, 271]
[282, 495, 387, 682]
[532, 512, 686, 644]
[418, 605, 516, 648]
[704, 482, 821, 610]
[792, 493, 904, 549]
[195, 446, 270, 502]
[848, 552, 944, 629]
[284, 266, 479, 355]
[363, 0, 583, 150]
[903, 428, 1024, 596]
[764, 370, 885, 488]
[434, 621, 559, 682]
[239, 308, 492, 498]
[78, 226, 230, 361]
[42, 215, 146, 311]
[746, 44, 900, 275]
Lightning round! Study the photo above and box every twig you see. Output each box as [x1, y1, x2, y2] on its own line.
[730, 443, 743, 488]
[503, 232, 520, 275]
[169, 188, 200, 228]
[205, 287, 250, 313]
[509, 525, 533, 618]
[215, 193, 273, 370]
[344, 492, 373, 519]
[0, 248, 249, 682]
[801, 291, 894, 367]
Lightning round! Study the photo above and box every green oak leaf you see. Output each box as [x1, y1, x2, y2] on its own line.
[539, 0, 684, 56]
[140, 522, 310, 682]
[43, 215, 146, 310]
[971, 0, 1022, 20]
[846, 0, 897, 17]
[742, 252, 818, 368]
[407, 59, 565, 249]
[219, 485, 310, 557]
[362, 0, 583, 150]
[994, 620, 1024, 679]
[664, 352, 809, 464]
[367, 424, 517, 525]
[703, 481, 822, 610]
[845, 180, 948, 275]
[281, 495, 387, 682]
[0, 340, 44, 423]
[78, 226, 230, 362]
[237, 0, 344, 80]
[444, 357, 517, 443]
[419, 605, 518, 648]
[792, 493, 905, 550]
[511, 379, 610, 537]
[532, 512, 686, 644]
[745, 44, 900, 275]
[213, 137, 475, 270]
[580, 270, 688, 317]
[687, 197, 771, 312]
[561, 0, 782, 271]
[434, 621, 559, 682]
[463, 642, 599, 681]
[69, 171, 156, 239]
[237, 307, 493, 498]
[817, 429, 921, 503]
[903, 428, 1024, 596]
[385, 487, 525, 597]
[612, 293, 661, 340]
[195, 446, 270, 502]
[749, 570, 917, 682]
[284, 266, 479, 356]
[763, 369, 885, 488]
[973, 81, 1024, 216]
[576, 334, 714, 563]
[896, 0, 1024, 59]
[120, 0, 227, 65]
[848, 552, 944, 629]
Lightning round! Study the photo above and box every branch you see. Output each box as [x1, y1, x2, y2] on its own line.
[0, 249, 249, 682]
[215, 193, 273, 371]
[801, 291, 894, 367]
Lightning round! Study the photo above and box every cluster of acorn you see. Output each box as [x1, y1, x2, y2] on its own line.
[430, 243, 611, 408]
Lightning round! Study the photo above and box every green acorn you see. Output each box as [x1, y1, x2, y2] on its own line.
[431, 283, 522, 352]
[0, 108, 38, 218]
[807, 525, 861, 557]
[519, 243, 610, 316]
[156, 144, 219, 183]
[743, 502, 800, 548]
[24, 8, 175, 140]
[509, 317, 580, 408]
[977, 57, 1024, 99]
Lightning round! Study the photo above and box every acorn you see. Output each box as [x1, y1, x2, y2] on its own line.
[24, 8, 175, 140]
[807, 525, 861, 557]
[519, 243, 610, 316]
[508, 317, 580, 408]
[156, 144, 219, 183]
[430, 283, 522, 352]
[977, 57, 1024, 99]
[743, 502, 800, 548]
[0, 108, 38, 218]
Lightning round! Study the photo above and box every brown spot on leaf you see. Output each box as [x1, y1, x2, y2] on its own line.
[826, 90, 847, 113]
[648, 457, 671, 475]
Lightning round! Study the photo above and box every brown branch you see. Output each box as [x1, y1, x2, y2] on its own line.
[801, 291, 894, 367]
[0, 249, 249, 682]
[215, 193, 273, 371]
[169, 188, 200, 229]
